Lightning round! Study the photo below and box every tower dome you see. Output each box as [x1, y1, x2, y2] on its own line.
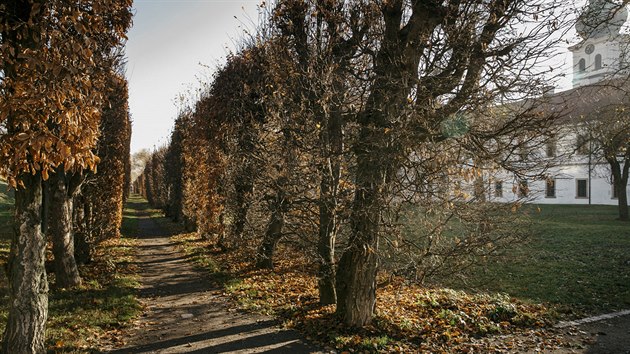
[576, 0, 628, 39]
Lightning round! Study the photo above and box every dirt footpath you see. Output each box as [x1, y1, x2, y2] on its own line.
[106, 206, 322, 354]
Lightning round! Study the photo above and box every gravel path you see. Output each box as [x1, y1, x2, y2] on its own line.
[107, 204, 322, 353]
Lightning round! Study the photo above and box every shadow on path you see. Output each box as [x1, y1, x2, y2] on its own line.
[107, 199, 322, 353]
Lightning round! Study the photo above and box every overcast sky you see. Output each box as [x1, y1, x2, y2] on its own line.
[126, 0, 261, 154]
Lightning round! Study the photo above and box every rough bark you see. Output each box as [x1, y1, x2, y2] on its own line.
[256, 188, 287, 270]
[49, 168, 82, 288]
[232, 179, 252, 240]
[1, 173, 48, 354]
[335, 128, 387, 325]
[334, 0, 452, 326]
[73, 196, 92, 264]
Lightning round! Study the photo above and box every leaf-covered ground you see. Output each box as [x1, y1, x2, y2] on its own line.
[172, 233, 585, 353]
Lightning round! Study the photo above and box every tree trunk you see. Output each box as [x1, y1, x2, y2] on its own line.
[318, 183, 337, 304]
[609, 156, 630, 221]
[49, 169, 82, 288]
[232, 179, 253, 240]
[256, 189, 286, 270]
[335, 143, 384, 325]
[1, 173, 48, 354]
[317, 186, 337, 304]
[317, 106, 343, 305]
[73, 196, 92, 264]
[615, 159, 629, 221]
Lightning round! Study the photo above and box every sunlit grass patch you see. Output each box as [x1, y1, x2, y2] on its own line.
[438, 204, 630, 318]
[44, 235, 141, 352]
[1, 194, 142, 352]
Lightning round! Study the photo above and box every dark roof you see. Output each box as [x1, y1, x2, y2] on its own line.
[533, 78, 630, 123]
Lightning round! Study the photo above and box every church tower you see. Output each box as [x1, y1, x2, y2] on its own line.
[569, 0, 629, 88]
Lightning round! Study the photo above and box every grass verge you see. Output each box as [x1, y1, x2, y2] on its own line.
[171, 233, 571, 352]
[161, 202, 625, 351]
[438, 204, 630, 318]
[0, 189, 142, 352]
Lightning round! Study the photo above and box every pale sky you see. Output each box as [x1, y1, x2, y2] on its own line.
[126, 0, 261, 154]
[124, 0, 596, 155]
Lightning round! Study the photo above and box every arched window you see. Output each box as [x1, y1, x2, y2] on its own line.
[595, 54, 602, 70]
[579, 58, 586, 72]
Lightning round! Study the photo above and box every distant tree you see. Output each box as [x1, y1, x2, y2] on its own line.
[163, 113, 187, 223]
[576, 83, 630, 221]
[131, 149, 152, 190]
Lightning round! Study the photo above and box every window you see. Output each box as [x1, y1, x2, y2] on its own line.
[595, 54, 602, 70]
[546, 178, 556, 198]
[576, 179, 588, 198]
[578, 58, 586, 72]
[546, 138, 557, 157]
[518, 180, 528, 198]
[576, 134, 589, 155]
[495, 181, 503, 198]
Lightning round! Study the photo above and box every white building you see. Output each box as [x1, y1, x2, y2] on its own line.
[490, 0, 630, 206]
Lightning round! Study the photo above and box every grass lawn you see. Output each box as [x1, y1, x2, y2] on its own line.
[0, 181, 13, 339]
[439, 204, 630, 317]
[0, 185, 141, 352]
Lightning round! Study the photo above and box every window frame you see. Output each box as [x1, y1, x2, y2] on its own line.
[545, 178, 556, 198]
[594, 54, 602, 70]
[576, 179, 588, 199]
[494, 180, 503, 198]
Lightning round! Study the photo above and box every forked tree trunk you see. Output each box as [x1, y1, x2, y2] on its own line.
[49, 169, 82, 288]
[1, 173, 48, 354]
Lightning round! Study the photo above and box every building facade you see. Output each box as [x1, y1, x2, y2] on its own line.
[491, 0, 630, 206]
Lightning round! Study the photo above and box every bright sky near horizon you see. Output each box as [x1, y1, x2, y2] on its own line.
[124, 0, 598, 155]
[125, 0, 261, 154]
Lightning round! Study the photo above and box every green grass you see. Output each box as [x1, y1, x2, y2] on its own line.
[439, 204, 630, 318]
[0, 180, 13, 342]
[0, 188, 142, 352]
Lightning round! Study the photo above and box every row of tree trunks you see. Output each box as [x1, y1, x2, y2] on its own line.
[49, 168, 83, 289]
